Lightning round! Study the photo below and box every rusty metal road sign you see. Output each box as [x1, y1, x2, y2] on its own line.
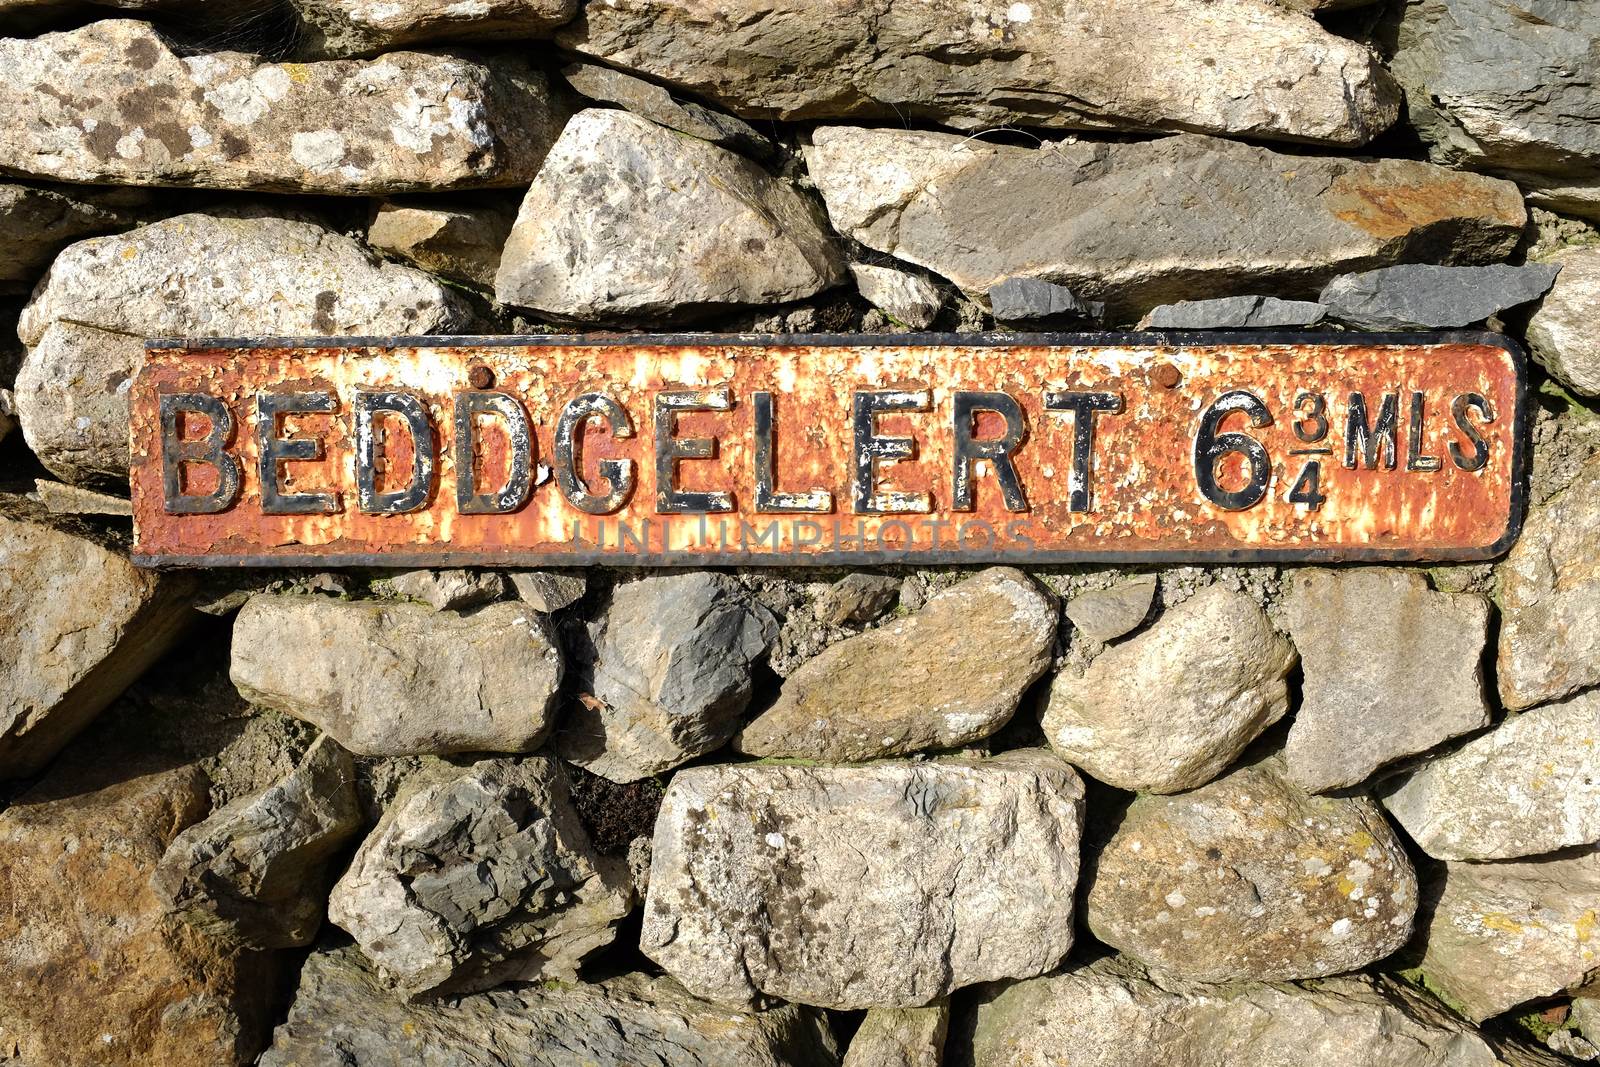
[128, 332, 1527, 567]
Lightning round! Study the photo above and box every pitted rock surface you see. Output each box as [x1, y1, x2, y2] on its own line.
[382, 568, 509, 611]
[230, 594, 563, 757]
[0, 182, 148, 294]
[495, 108, 845, 323]
[843, 1002, 948, 1067]
[328, 757, 631, 998]
[1378, 690, 1600, 861]
[1084, 756, 1417, 982]
[15, 212, 466, 486]
[291, 0, 577, 56]
[805, 130, 1525, 317]
[1528, 245, 1600, 396]
[559, 572, 777, 782]
[0, 21, 564, 193]
[560, 0, 1397, 145]
[640, 751, 1085, 1009]
[737, 568, 1056, 762]
[260, 945, 839, 1066]
[1283, 569, 1491, 793]
[1043, 585, 1296, 793]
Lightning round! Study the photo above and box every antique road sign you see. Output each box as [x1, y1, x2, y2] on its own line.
[128, 332, 1527, 567]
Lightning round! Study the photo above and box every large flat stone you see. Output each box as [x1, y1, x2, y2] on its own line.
[804, 130, 1525, 318]
[15, 211, 465, 486]
[0, 20, 564, 193]
[0, 512, 192, 779]
[1527, 245, 1600, 397]
[290, 0, 577, 56]
[641, 751, 1085, 1009]
[559, 0, 1398, 146]
[230, 594, 563, 756]
[1319, 263, 1560, 330]
[737, 568, 1056, 762]
[0, 181, 147, 294]
[495, 108, 844, 323]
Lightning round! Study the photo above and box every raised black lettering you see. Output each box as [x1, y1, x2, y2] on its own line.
[1344, 391, 1399, 470]
[1044, 390, 1122, 512]
[655, 389, 733, 514]
[951, 390, 1028, 512]
[1194, 390, 1272, 511]
[753, 391, 831, 513]
[1449, 392, 1494, 472]
[354, 391, 435, 514]
[1406, 391, 1443, 473]
[554, 392, 635, 515]
[257, 391, 339, 515]
[159, 392, 240, 514]
[852, 389, 931, 514]
[454, 391, 532, 515]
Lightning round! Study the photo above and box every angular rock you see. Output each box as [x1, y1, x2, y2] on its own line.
[1378, 690, 1600, 861]
[0, 755, 274, 1066]
[509, 570, 587, 612]
[561, 61, 774, 159]
[805, 130, 1525, 317]
[151, 734, 361, 949]
[1283, 569, 1491, 793]
[1576, 998, 1600, 1044]
[1389, 0, 1600, 217]
[383, 568, 509, 610]
[16, 212, 466, 485]
[1140, 295, 1328, 330]
[291, 0, 577, 56]
[496, 109, 844, 323]
[988, 277, 1102, 324]
[1499, 453, 1600, 709]
[367, 199, 516, 290]
[1319, 263, 1561, 330]
[815, 572, 900, 627]
[0, 181, 147, 293]
[844, 1002, 948, 1067]
[737, 568, 1056, 762]
[559, 572, 776, 782]
[1063, 574, 1156, 643]
[961, 954, 1554, 1067]
[560, 0, 1398, 146]
[641, 751, 1085, 1009]
[230, 594, 563, 756]
[34, 477, 133, 516]
[850, 263, 944, 330]
[1042, 585, 1296, 793]
[328, 757, 632, 998]
[260, 946, 839, 1067]
[1416, 847, 1600, 1021]
[1084, 756, 1418, 982]
[0, 21, 563, 193]
[1527, 246, 1600, 396]
[0, 512, 192, 778]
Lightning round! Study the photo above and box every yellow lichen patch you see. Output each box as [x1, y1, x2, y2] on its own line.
[1481, 912, 1529, 934]
[1576, 910, 1597, 944]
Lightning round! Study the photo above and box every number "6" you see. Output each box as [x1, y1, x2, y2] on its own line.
[1194, 390, 1272, 511]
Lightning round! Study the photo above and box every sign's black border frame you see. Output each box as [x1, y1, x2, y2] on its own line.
[132, 330, 1530, 568]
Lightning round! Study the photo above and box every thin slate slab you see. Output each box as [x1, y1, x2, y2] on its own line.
[1139, 295, 1328, 329]
[1319, 263, 1560, 330]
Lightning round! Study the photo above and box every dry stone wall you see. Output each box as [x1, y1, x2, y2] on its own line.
[1, 1, 1599, 1064]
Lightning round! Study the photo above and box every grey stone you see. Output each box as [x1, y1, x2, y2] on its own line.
[641, 751, 1085, 1009]
[230, 594, 563, 756]
[1319, 263, 1561, 330]
[1064, 575, 1156, 642]
[260, 946, 839, 1067]
[1527, 246, 1600, 397]
[1084, 756, 1418, 982]
[0, 512, 192, 779]
[509, 570, 587, 613]
[0, 20, 564, 193]
[383, 568, 509, 611]
[1140, 295, 1329, 330]
[850, 264, 944, 330]
[1415, 846, 1600, 1021]
[1498, 454, 1600, 709]
[367, 199, 516, 290]
[151, 735, 361, 949]
[561, 61, 775, 159]
[844, 1002, 948, 1067]
[1576, 998, 1600, 1044]
[15, 212, 466, 486]
[961, 955, 1556, 1067]
[1042, 585, 1296, 793]
[291, 0, 577, 56]
[737, 568, 1056, 762]
[987, 277, 1102, 324]
[815, 573, 900, 627]
[34, 479, 132, 516]
[559, 572, 777, 782]
[0, 182, 148, 294]
[327, 757, 632, 998]
[1389, 0, 1600, 219]
[805, 130, 1525, 318]
[560, 0, 1398, 146]
[1283, 569, 1491, 793]
[1378, 690, 1600, 861]
[496, 109, 844, 323]
[1549, 1030, 1600, 1061]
